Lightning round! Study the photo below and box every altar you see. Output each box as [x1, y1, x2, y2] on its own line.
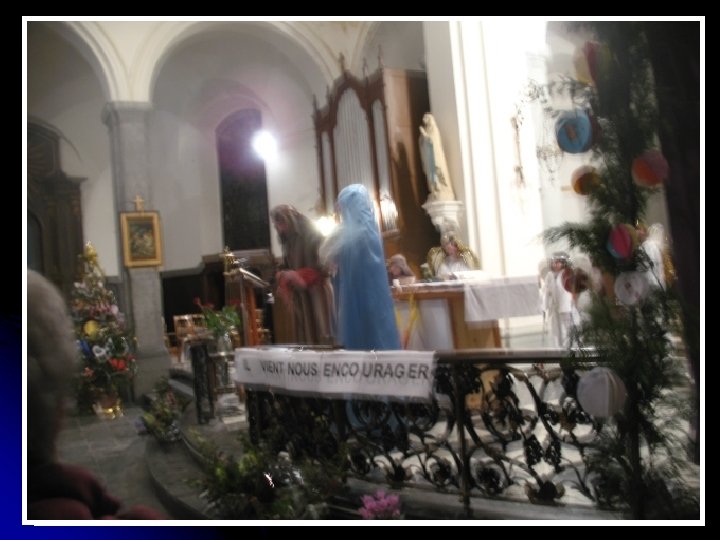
[392, 276, 541, 350]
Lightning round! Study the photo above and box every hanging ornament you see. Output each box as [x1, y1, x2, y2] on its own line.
[571, 165, 601, 195]
[614, 271, 649, 306]
[78, 339, 92, 358]
[83, 319, 100, 339]
[92, 345, 109, 362]
[632, 149, 669, 187]
[577, 366, 627, 418]
[607, 223, 637, 260]
[555, 110, 593, 154]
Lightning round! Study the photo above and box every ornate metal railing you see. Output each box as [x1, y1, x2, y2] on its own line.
[241, 348, 603, 517]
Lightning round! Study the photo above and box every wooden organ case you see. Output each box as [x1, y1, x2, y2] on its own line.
[313, 66, 438, 272]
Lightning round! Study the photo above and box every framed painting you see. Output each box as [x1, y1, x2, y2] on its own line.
[120, 211, 163, 267]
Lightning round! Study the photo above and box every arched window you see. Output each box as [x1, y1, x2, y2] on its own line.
[216, 109, 270, 250]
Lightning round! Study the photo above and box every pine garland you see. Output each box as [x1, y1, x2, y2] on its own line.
[543, 23, 698, 518]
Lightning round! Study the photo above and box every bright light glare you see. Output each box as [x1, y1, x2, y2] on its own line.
[314, 215, 337, 237]
[252, 130, 277, 162]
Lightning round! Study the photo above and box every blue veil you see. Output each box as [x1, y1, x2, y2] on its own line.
[332, 184, 401, 351]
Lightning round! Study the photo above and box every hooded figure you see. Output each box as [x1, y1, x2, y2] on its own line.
[270, 204, 335, 345]
[321, 184, 401, 350]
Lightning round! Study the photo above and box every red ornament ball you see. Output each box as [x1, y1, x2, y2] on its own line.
[632, 149, 668, 187]
[607, 223, 637, 260]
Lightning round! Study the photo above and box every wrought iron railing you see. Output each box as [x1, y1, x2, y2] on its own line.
[237, 348, 603, 517]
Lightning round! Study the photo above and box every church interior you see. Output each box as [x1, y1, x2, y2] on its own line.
[25, 19, 702, 522]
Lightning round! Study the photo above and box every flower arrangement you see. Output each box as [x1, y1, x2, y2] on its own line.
[191, 433, 343, 519]
[358, 490, 403, 520]
[140, 378, 189, 443]
[72, 244, 138, 413]
[193, 297, 242, 339]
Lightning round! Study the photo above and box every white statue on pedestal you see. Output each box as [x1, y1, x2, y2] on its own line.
[419, 113, 456, 202]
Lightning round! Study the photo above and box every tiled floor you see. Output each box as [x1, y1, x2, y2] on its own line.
[56, 403, 170, 517]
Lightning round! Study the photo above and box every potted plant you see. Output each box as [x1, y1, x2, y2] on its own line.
[193, 297, 243, 351]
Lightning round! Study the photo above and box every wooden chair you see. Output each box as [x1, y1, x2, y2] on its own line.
[171, 314, 208, 363]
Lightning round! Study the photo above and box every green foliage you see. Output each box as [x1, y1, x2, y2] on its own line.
[541, 23, 698, 518]
[193, 297, 242, 339]
[141, 378, 189, 443]
[191, 432, 347, 520]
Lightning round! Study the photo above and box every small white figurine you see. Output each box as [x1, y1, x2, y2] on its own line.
[542, 252, 575, 348]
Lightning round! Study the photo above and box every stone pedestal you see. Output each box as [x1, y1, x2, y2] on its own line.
[422, 199, 465, 235]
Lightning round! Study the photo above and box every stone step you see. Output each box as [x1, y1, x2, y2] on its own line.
[167, 377, 194, 401]
[143, 394, 250, 520]
[144, 437, 209, 520]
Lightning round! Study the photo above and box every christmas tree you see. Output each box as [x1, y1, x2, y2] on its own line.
[71, 243, 137, 414]
[543, 23, 698, 518]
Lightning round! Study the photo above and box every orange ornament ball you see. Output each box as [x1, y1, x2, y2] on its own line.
[571, 165, 601, 195]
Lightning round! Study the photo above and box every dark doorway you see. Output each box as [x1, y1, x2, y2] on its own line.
[216, 109, 270, 250]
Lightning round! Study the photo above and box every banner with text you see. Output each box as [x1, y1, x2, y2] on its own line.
[233, 348, 436, 402]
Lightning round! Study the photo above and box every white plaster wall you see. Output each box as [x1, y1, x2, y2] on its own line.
[26, 22, 120, 276]
[424, 20, 548, 278]
[480, 20, 548, 277]
[150, 30, 323, 269]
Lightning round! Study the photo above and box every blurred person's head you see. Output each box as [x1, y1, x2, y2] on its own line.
[388, 254, 414, 278]
[27, 270, 78, 466]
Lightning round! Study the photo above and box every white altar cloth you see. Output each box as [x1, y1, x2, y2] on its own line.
[463, 276, 541, 322]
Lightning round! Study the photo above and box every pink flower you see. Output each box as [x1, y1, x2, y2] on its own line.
[358, 489, 402, 520]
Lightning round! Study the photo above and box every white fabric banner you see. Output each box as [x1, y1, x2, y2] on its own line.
[233, 348, 436, 402]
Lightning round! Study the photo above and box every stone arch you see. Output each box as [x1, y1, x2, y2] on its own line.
[351, 21, 381, 73]
[46, 21, 129, 102]
[139, 21, 337, 104]
[355, 21, 426, 73]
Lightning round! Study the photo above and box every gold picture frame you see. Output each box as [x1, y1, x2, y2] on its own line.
[120, 211, 163, 267]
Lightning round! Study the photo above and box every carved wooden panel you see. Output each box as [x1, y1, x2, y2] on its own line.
[27, 123, 84, 298]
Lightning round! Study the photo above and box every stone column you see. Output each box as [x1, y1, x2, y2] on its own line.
[102, 102, 170, 397]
